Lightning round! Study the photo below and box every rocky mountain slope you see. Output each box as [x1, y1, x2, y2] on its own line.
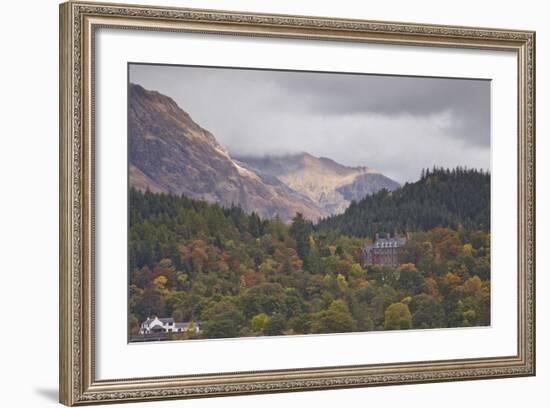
[235, 154, 400, 215]
[128, 83, 323, 222]
[129, 83, 399, 222]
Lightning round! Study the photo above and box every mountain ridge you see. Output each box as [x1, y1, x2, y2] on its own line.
[235, 153, 400, 215]
[129, 83, 323, 222]
[128, 83, 400, 221]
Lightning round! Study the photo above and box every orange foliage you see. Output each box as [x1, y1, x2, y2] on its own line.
[424, 277, 440, 298]
[442, 272, 462, 288]
[462, 275, 482, 294]
[243, 270, 265, 288]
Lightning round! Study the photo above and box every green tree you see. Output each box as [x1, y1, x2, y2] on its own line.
[384, 302, 412, 330]
[349, 263, 366, 279]
[239, 282, 287, 318]
[264, 314, 287, 336]
[397, 263, 424, 295]
[288, 314, 311, 334]
[203, 301, 245, 339]
[304, 243, 321, 274]
[250, 313, 269, 333]
[289, 213, 312, 261]
[410, 294, 445, 329]
[311, 300, 356, 333]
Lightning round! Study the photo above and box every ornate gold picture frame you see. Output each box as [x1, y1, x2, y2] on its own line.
[59, 1, 535, 405]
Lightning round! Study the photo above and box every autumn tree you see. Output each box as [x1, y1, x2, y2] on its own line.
[128, 187, 491, 341]
[384, 302, 412, 330]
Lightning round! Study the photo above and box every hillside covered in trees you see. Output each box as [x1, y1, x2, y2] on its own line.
[128, 168, 491, 340]
[318, 167, 490, 238]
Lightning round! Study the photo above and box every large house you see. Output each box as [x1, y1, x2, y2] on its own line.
[139, 316, 202, 335]
[362, 233, 407, 268]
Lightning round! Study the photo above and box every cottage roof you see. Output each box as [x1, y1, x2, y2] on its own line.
[375, 237, 406, 246]
[363, 235, 407, 250]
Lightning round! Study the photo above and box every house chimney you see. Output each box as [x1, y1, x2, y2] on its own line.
[375, 233, 379, 240]
[386, 233, 391, 239]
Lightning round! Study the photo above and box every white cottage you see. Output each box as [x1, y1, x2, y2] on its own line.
[139, 316, 201, 335]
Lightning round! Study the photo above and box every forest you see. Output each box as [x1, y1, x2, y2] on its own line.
[318, 166, 490, 237]
[128, 168, 491, 340]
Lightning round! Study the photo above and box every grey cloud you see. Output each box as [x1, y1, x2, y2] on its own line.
[273, 73, 490, 147]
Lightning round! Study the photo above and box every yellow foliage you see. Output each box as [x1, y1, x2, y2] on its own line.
[462, 243, 473, 257]
[399, 263, 417, 272]
[356, 278, 370, 289]
[153, 275, 167, 289]
[159, 258, 173, 268]
[349, 263, 366, 279]
[424, 277, 440, 298]
[462, 275, 482, 294]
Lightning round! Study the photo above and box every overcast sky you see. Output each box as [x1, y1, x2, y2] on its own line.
[130, 63, 490, 183]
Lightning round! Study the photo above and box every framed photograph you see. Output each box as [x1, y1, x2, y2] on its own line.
[59, 1, 536, 405]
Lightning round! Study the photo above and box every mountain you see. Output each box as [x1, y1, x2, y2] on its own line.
[235, 153, 400, 215]
[317, 167, 490, 237]
[128, 83, 324, 222]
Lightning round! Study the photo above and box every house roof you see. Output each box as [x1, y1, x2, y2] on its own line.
[374, 237, 406, 246]
[363, 235, 407, 250]
[160, 318, 174, 324]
